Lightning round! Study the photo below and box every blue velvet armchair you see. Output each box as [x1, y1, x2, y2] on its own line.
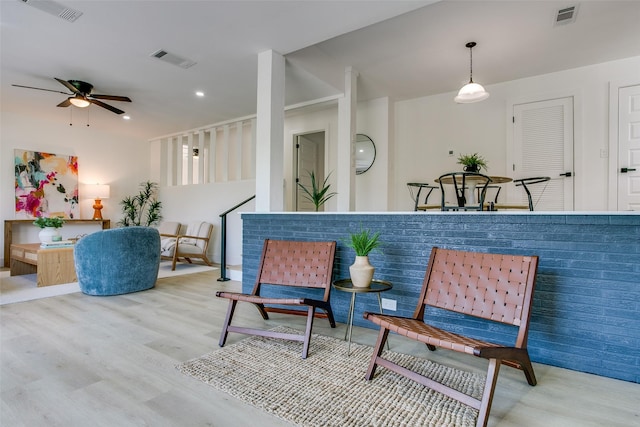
[74, 226, 161, 296]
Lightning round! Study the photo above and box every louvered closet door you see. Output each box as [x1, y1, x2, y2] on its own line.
[513, 97, 574, 210]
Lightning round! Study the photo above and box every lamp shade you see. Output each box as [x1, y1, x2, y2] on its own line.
[454, 82, 490, 103]
[69, 95, 90, 108]
[85, 184, 110, 199]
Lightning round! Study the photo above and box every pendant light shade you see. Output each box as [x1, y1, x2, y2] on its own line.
[454, 42, 489, 104]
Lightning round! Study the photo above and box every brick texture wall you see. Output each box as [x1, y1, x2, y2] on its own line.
[241, 213, 640, 383]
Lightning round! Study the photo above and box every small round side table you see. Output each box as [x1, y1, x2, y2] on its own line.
[332, 278, 393, 355]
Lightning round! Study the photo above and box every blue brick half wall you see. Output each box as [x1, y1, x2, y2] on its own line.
[241, 212, 640, 383]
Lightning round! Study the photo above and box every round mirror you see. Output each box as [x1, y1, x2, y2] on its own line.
[355, 134, 376, 175]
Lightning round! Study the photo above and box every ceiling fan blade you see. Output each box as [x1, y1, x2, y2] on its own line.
[90, 94, 132, 102]
[90, 99, 125, 115]
[57, 98, 72, 107]
[55, 77, 81, 95]
[12, 84, 69, 95]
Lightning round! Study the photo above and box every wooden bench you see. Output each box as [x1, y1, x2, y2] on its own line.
[364, 247, 539, 427]
[216, 239, 336, 359]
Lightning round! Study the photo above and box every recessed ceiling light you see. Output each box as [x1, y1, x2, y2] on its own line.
[122, 115, 131, 120]
[195, 91, 205, 97]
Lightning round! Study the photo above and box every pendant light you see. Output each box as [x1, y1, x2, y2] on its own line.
[454, 42, 490, 104]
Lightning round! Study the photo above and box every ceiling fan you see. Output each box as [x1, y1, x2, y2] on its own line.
[12, 78, 132, 115]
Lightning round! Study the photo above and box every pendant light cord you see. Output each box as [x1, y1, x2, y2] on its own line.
[468, 45, 474, 83]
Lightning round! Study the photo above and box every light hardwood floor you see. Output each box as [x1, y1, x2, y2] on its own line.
[1, 270, 638, 427]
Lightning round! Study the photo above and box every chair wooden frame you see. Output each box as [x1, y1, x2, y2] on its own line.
[163, 222, 214, 271]
[364, 247, 539, 427]
[216, 239, 337, 359]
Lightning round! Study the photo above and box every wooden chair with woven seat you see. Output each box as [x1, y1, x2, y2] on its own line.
[216, 239, 337, 359]
[363, 247, 539, 427]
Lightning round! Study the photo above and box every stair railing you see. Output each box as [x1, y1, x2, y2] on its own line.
[218, 195, 256, 281]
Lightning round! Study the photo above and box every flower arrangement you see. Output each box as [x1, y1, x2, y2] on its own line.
[33, 216, 65, 228]
[457, 152, 488, 172]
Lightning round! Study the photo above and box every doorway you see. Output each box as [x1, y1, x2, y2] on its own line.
[294, 131, 326, 212]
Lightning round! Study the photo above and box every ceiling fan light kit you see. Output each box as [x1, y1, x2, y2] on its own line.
[12, 77, 131, 115]
[69, 95, 90, 108]
[454, 41, 490, 104]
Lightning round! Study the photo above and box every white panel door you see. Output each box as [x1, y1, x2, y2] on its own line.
[617, 85, 640, 211]
[513, 97, 574, 210]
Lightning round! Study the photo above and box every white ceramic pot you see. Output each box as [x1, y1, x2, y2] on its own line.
[38, 227, 61, 243]
[349, 255, 375, 288]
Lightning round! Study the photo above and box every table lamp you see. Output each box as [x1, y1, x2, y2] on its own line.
[86, 184, 110, 220]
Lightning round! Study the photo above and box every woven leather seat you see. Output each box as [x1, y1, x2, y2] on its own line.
[364, 247, 539, 427]
[216, 239, 336, 359]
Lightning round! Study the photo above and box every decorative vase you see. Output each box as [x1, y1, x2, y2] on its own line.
[38, 227, 61, 244]
[349, 255, 375, 288]
[463, 165, 480, 173]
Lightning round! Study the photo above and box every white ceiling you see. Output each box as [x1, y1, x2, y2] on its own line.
[2, 1, 639, 141]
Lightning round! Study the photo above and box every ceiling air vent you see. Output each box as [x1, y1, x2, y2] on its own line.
[150, 49, 197, 69]
[554, 5, 578, 25]
[20, 0, 83, 22]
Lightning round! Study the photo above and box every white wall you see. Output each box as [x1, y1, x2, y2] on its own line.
[394, 56, 640, 211]
[1, 111, 150, 264]
[283, 97, 392, 212]
[158, 180, 255, 266]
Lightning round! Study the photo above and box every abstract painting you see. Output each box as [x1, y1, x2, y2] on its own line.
[14, 149, 79, 219]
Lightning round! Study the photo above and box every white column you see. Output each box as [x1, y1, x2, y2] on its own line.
[186, 132, 194, 185]
[255, 50, 285, 212]
[337, 66, 358, 211]
[235, 121, 243, 181]
[208, 128, 217, 183]
[197, 130, 205, 184]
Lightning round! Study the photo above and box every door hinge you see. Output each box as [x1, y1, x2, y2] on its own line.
[512, 116, 515, 123]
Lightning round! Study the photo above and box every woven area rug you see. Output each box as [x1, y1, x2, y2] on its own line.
[177, 326, 485, 426]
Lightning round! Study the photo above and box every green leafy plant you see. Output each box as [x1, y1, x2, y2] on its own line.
[118, 181, 163, 227]
[345, 226, 381, 256]
[33, 216, 65, 228]
[298, 170, 337, 212]
[457, 152, 488, 172]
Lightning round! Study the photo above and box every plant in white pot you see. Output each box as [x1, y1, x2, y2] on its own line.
[33, 215, 65, 243]
[345, 227, 381, 288]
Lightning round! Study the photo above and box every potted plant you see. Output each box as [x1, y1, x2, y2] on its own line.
[457, 152, 488, 173]
[345, 227, 381, 288]
[118, 181, 163, 227]
[33, 215, 65, 243]
[297, 170, 337, 212]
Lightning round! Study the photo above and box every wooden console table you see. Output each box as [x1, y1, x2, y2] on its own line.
[4, 219, 110, 268]
[10, 243, 77, 287]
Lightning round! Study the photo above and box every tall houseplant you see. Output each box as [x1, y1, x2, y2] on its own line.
[297, 170, 337, 212]
[118, 181, 163, 227]
[345, 227, 381, 288]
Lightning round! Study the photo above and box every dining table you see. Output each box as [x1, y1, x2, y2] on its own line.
[435, 175, 513, 206]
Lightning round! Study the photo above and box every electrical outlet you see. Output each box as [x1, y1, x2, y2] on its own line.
[381, 298, 397, 311]
[448, 150, 455, 157]
[600, 148, 608, 158]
